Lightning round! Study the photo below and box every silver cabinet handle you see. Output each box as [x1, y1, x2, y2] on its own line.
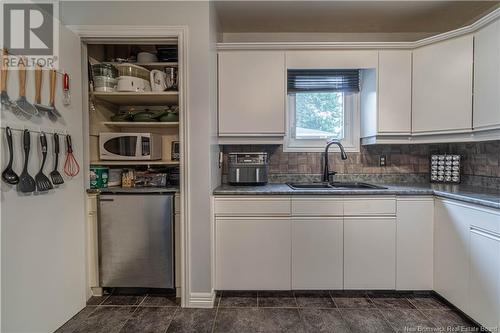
[470, 226, 500, 242]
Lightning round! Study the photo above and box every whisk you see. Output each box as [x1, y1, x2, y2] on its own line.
[64, 135, 80, 177]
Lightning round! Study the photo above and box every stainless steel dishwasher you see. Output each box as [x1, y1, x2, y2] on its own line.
[98, 193, 174, 288]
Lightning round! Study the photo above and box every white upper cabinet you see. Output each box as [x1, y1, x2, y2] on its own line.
[377, 50, 412, 134]
[360, 50, 412, 141]
[474, 19, 500, 131]
[412, 35, 474, 134]
[218, 51, 285, 136]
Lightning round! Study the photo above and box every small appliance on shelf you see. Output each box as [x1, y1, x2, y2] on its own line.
[99, 132, 162, 161]
[430, 154, 461, 184]
[115, 63, 151, 92]
[228, 152, 269, 185]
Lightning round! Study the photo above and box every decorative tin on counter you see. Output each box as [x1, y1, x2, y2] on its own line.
[90, 166, 109, 189]
[430, 154, 461, 184]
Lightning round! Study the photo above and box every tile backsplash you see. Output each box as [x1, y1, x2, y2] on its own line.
[220, 140, 500, 187]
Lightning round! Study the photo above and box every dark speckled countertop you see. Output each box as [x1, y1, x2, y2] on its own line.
[87, 186, 179, 194]
[213, 183, 500, 210]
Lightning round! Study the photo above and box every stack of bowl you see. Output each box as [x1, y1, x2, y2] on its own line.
[92, 64, 118, 92]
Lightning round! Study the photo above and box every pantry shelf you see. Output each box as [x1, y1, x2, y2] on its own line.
[101, 121, 179, 128]
[103, 62, 178, 70]
[90, 160, 180, 166]
[92, 91, 178, 106]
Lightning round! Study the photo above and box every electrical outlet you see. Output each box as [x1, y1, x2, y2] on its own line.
[379, 155, 387, 167]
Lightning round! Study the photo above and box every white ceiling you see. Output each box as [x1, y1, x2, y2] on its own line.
[214, 1, 499, 33]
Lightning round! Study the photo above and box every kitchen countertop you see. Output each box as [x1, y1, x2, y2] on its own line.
[87, 186, 179, 194]
[213, 183, 500, 210]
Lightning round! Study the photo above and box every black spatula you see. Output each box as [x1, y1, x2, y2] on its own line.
[49, 133, 64, 185]
[17, 130, 36, 193]
[35, 132, 53, 192]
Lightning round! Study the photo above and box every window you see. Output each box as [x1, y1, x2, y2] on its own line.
[284, 69, 360, 152]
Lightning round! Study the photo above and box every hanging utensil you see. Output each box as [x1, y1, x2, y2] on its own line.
[2, 127, 19, 185]
[49, 133, 64, 185]
[1, 48, 13, 110]
[35, 132, 53, 192]
[14, 57, 38, 118]
[34, 64, 52, 114]
[48, 69, 61, 118]
[64, 135, 80, 177]
[62, 72, 71, 105]
[17, 129, 36, 193]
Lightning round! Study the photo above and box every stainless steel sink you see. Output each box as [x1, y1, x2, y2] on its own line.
[330, 182, 387, 189]
[287, 183, 333, 189]
[287, 182, 386, 190]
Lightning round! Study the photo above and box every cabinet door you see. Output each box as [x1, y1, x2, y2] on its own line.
[412, 35, 473, 134]
[344, 217, 396, 289]
[218, 51, 285, 136]
[434, 200, 470, 313]
[215, 218, 291, 290]
[292, 218, 343, 289]
[378, 50, 412, 134]
[469, 227, 500, 331]
[474, 19, 500, 131]
[396, 198, 434, 290]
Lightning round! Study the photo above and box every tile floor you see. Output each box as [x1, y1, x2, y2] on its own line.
[56, 290, 481, 333]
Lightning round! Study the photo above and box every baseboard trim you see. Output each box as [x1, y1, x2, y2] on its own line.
[186, 291, 216, 308]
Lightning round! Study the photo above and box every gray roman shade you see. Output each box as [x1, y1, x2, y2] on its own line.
[287, 69, 360, 93]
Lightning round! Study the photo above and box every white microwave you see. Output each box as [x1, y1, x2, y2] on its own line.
[99, 132, 163, 160]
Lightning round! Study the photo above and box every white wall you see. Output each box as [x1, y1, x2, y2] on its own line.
[60, 0, 218, 298]
[1, 25, 86, 332]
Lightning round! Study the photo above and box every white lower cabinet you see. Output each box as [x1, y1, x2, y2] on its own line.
[435, 199, 500, 331]
[469, 227, 500, 331]
[434, 199, 470, 312]
[292, 217, 343, 289]
[396, 197, 434, 290]
[344, 217, 396, 289]
[215, 217, 291, 290]
[214, 195, 433, 293]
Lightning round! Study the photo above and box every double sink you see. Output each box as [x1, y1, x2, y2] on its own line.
[287, 182, 387, 190]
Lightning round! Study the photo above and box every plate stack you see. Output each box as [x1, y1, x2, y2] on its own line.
[430, 154, 461, 184]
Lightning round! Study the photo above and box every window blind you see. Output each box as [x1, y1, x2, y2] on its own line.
[287, 69, 360, 93]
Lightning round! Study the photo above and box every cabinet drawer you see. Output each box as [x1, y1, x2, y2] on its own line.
[214, 196, 291, 216]
[344, 197, 396, 216]
[292, 197, 343, 216]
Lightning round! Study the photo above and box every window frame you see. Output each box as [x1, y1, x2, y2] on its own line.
[284, 91, 360, 152]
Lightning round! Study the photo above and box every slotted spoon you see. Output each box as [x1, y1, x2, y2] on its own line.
[14, 58, 38, 118]
[49, 133, 64, 185]
[1, 127, 19, 185]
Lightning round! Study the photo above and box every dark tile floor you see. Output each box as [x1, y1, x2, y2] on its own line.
[56, 290, 481, 333]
